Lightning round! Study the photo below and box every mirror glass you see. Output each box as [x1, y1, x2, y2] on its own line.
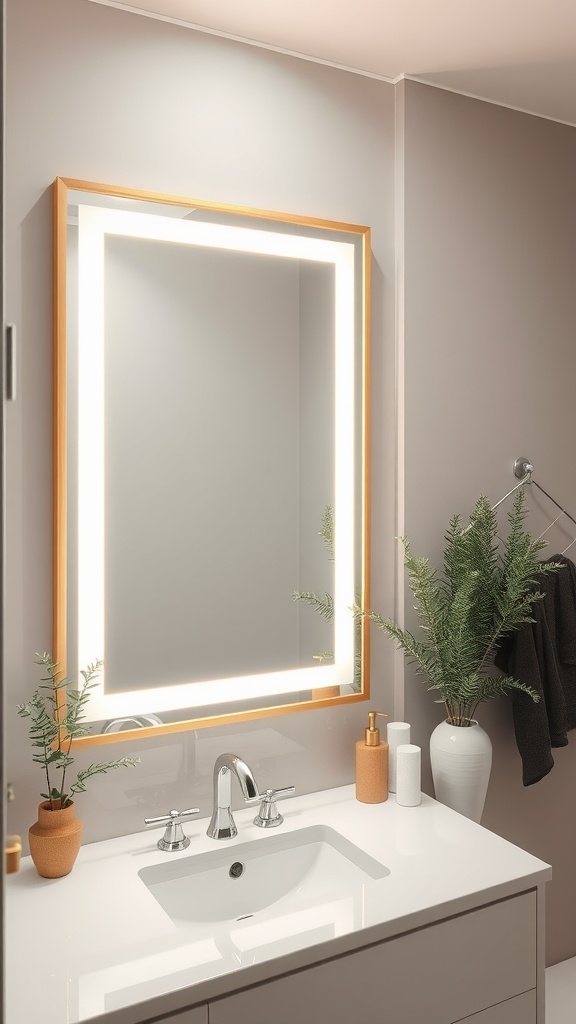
[54, 179, 371, 744]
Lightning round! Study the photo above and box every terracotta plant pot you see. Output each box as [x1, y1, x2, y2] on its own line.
[28, 800, 83, 878]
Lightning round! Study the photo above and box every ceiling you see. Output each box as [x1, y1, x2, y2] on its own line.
[90, 0, 576, 126]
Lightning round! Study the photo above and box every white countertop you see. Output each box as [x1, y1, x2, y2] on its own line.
[5, 785, 551, 1024]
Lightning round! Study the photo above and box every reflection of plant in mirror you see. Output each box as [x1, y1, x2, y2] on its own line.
[17, 653, 140, 809]
[292, 505, 361, 692]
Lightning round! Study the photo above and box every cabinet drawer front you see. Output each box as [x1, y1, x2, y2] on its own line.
[455, 989, 536, 1023]
[210, 892, 536, 1024]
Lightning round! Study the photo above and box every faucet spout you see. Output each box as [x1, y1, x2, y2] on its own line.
[207, 753, 260, 840]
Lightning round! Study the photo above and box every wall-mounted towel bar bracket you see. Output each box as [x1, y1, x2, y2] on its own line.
[514, 457, 534, 480]
[466, 457, 576, 551]
[485, 457, 534, 520]
[508, 456, 576, 547]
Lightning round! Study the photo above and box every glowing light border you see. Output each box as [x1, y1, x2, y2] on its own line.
[76, 204, 356, 720]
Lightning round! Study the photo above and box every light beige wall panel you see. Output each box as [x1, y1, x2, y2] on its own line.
[401, 79, 576, 965]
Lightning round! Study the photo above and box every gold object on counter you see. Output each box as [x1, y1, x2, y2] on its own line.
[5, 835, 22, 874]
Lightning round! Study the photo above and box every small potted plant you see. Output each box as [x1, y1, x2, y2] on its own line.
[365, 491, 560, 820]
[17, 652, 140, 877]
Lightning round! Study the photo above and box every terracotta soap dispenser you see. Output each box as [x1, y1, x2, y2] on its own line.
[356, 711, 389, 803]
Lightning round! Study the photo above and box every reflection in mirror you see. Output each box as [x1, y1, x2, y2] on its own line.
[53, 179, 371, 745]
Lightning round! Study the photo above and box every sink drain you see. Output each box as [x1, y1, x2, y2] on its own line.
[229, 861, 245, 879]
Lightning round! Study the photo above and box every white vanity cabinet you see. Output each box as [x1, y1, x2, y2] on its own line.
[208, 891, 538, 1024]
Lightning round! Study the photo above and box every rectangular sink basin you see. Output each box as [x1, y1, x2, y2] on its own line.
[138, 824, 390, 926]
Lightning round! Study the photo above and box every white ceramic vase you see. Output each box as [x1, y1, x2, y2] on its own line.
[429, 720, 492, 823]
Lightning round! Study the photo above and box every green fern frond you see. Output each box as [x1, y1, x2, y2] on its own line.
[70, 757, 141, 796]
[477, 673, 540, 704]
[296, 505, 362, 693]
[320, 504, 335, 562]
[365, 612, 444, 687]
[292, 590, 334, 622]
[312, 651, 334, 662]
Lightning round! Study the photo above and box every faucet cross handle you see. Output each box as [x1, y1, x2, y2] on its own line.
[144, 807, 200, 852]
[253, 786, 295, 829]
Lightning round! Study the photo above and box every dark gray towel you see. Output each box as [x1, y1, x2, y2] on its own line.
[495, 555, 576, 786]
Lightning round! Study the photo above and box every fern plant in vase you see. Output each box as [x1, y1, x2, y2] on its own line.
[365, 491, 560, 821]
[17, 653, 140, 877]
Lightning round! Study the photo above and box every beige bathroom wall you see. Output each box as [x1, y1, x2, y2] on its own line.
[400, 79, 576, 965]
[5, 0, 396, 846]
[10, 0, 574, 968]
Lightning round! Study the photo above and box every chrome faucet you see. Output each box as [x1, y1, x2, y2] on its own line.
[206, 753, 261, 840]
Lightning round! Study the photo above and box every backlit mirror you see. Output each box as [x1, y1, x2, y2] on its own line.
[53, 178, 371, 745]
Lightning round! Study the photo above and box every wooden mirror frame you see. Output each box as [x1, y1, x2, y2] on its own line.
[53, 177, 371, 747]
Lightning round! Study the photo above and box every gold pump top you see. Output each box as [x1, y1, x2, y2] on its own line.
[364, 711, 388, 746]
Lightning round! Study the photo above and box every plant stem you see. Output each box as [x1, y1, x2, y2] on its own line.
[59, 729, 73, 806]
[43, 752, 53, 810]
